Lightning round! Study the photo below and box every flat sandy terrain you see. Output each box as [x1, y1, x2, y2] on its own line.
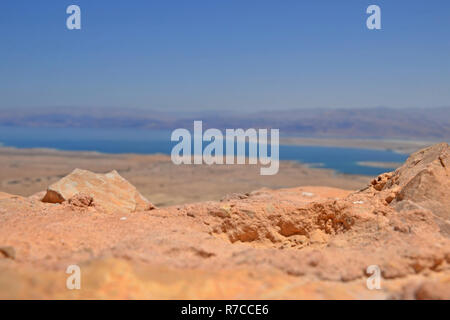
[279, 137, 439, 154]
[0, 147, 369, 207]
[356, 161, 403, 169]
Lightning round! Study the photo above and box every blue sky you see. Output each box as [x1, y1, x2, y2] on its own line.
[0, 0, 449, 111]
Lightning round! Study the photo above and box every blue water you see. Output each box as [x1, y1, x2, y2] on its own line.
[0, 126, 408, 176]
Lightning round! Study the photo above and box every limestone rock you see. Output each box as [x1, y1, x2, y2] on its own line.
[385, 143, 450, 220]
[68, 193, 94, 208]
[42, 169, 154, 213]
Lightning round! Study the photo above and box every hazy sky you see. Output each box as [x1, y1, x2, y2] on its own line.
[0, 0, 449, 111]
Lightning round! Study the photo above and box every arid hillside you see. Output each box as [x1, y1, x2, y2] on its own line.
[0, 143, 449, 299]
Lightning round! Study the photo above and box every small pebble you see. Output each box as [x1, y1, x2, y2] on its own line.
[302, 192, 314, 197]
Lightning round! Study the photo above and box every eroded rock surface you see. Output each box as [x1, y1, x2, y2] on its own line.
[0, 144, 449, 299]
[365, 142, 450, 235]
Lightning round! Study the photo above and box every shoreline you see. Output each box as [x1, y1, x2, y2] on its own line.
[0, 142, 405, 176]
[357, 161, 403, 169]
[0, 137, 426, 155]
[279, 137, 442, 154]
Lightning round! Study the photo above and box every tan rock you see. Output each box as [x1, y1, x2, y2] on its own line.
[414, 281, 450, 300]
[400, 279, 450, 300]
[309, 229, 329, 244]
[371, 172, 393, 191]
[385, 193, 396, 204]
[42, 169, 154, 213]
[386, 143, 450, 220]
[68, 193, 94, 208]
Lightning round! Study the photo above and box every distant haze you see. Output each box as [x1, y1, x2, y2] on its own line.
[1, 106, 449, 140]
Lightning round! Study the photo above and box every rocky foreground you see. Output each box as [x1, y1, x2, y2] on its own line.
[0, 143, 449, 299]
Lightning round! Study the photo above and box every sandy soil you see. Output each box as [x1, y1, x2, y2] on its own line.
[279, 137, 438, 154]
[356, 161, 403, 169]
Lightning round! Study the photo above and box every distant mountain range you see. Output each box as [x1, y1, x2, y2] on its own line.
[0, 106, 449, 140]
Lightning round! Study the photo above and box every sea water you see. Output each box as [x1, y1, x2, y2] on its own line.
[0, 126, 408, 176]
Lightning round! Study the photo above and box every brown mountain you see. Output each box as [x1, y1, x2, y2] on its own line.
[0, 106, 449, 139]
